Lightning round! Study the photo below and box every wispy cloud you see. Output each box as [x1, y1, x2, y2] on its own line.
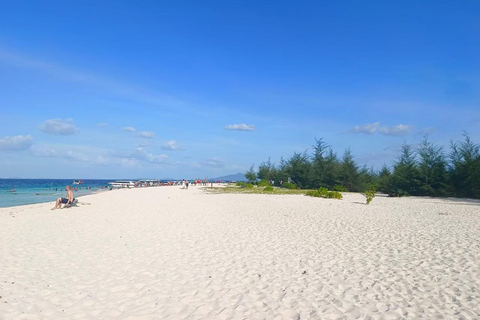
[133, 147, 167, 163]
[224, 124, 255, 131]
[136, 131, 155, 139]
[112, 147, 167, 165]
[136, 141, 151, 148]
[39, 119, 78, 135]
[378, 124, 413, 136]
[161, 140, 185, 151]
[203, 157, 226, 168]
[65, 150, 89, 162]
[0, 135, 33, 151]
[30, 146, 58, 157]
[97, 122, 108, 127]
[349, 122, 413, 136]
[123, 126, 136, 132]
[0, 49, 193, 114]
[350, 122, 381, 134]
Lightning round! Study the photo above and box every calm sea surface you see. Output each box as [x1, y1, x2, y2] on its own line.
[0, 179, 114, 208]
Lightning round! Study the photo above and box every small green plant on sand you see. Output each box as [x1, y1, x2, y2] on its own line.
[306, 190, 320, 197]
[327, 191, 343, 199]
[365, 188, 376, 205]
[264, 186, 274, 192]
[236, 181, 246, 187]
[318, 187, 329, 197]
[245, 183, 254, 189]
[306, 188, 342, 199]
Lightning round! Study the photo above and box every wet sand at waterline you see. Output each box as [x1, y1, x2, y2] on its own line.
[1, 186, 479, 319]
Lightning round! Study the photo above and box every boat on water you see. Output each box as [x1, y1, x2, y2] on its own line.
[73, 180, 84, 185]
[108, 180, 136, 188]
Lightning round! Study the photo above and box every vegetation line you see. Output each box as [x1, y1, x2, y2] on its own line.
[242, 134, 480, 199]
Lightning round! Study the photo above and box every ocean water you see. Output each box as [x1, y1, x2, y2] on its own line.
[0, 179, 114, 208]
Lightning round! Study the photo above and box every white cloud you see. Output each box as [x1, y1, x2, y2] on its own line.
[92, 155, 140, 167]
[161, 140, 185, 151]
[350, 122, 380, 134]
[97, 122, 108, 127]
[39, 119, 78, 135]
[136, 141, 151, 148]
[123, 126, 136, 132]
[65, 150, 89, 162]
[203, 157, 225, 168]
[349, 122, 413, 136]
[224, 124, 255, 131]
[378, 124, 413, 136]
[113, 147, 167, 164]
[136, 131, 156, 139]
[0, 135, 33, 151]
[134, 147, 167, 163]
[30, 146, 57, 157]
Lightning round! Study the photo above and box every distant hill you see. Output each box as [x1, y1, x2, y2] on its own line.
[210, 173, 246, 182]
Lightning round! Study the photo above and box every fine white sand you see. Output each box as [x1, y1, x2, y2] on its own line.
[1, 186, 479, 320]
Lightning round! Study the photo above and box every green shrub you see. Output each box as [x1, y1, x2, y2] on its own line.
[307, 189, 342, 199]
[332, 184, 347, 192]
[365, 188, 376, 205]
[327, 191, 343, 199]
[236, 181, 246, 187]
[282, 182, 297, 189]
[245, 183, 254, 189]
[318, 187, 329, 197]
[257, 180, 270, 187]
[264, 186, 274, 192]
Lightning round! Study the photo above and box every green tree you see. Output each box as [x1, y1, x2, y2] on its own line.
[338, 148, 360, 191]
[377, 164, 392, 193]
[310, 138, 339, 189]
[391, 143, 421, 195]
[417, 137, 447, 196]
[271, 157, 289, 185]
[245, 164, 257, 182]
[284, 152, 311, 188]
[257, 158, 276, 181]
[448, 133, 480, 198]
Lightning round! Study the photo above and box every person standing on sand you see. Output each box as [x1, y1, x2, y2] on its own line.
[52, 186, 75, 210]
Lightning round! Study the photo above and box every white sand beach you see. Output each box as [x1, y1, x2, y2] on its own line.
[1, 186, 479, 320]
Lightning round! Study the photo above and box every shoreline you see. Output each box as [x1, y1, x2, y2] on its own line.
[0, 188, 110, 209]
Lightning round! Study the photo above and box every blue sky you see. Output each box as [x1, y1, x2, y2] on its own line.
[1, 0, 479, 179]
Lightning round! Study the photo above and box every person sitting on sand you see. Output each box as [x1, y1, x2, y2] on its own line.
[52, 185, 75, 210]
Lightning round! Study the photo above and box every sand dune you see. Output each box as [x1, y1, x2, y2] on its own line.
[1, 186, 479, 319]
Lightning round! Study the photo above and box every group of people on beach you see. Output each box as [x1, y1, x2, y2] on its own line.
[182, 179, 209, 189]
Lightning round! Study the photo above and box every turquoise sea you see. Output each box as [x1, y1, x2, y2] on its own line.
[0, 179, 114, 208]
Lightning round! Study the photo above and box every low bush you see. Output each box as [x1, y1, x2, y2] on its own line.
[365, 188, 376, 205]
[332, 184, 348, 192]
[245, 183, 254, 189]
[282, 182, 297, 189]
[306, 189, 342, 199]
[318, 187, 329, 197]
[327, 191, 343, 199]
[257, 180, 270, 187]
[236, 181, 246, 187]
[264, 186, 274, 192]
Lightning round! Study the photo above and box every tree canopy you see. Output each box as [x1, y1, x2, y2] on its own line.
[245, 134, 480, 199]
